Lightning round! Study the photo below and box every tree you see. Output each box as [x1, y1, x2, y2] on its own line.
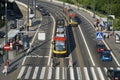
[113, 18, 120, 30]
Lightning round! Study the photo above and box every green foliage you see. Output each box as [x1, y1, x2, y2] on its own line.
[113, 18, 120, 30]
[58, 0, 120, 30]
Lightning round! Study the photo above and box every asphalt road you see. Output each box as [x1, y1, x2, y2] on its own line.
[1, 0, 120, 80]
[16, 1, 120, 80]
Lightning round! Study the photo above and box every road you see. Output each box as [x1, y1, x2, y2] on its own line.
[1, 0, 120, 80]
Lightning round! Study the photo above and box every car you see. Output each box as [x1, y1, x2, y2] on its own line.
[10, 23, 17, 29]
[41, 9, 50, 16]
[56, 18, 65, 27]
[100, 50, 112, 61]
[107, 69, 120, 80]
[0, 31, 5, 38]
[96, 43, 107, 53]
[56, 27, 65, 34]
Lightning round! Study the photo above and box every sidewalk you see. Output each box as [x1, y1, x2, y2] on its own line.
[78, 8, 120, 63]
[0, 2, 42, 80]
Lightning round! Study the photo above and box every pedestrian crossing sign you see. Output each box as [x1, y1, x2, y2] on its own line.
[96, 32, 103, 40]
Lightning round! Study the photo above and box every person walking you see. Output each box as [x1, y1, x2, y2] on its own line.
[52, 58, 56, 68]
[68, 58, 73, 68]
[2, 60, 9, 76]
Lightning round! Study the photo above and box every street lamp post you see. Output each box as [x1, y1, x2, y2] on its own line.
[27, 0, 29, 32]
[93, 0, 95, 18]
[34, 0, 36, 18]
[5, 0, 8, 61]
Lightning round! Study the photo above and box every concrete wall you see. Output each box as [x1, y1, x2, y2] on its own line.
[14, 1, 27, 18]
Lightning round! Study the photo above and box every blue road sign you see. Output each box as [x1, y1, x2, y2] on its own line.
[96, 32, 103, 40]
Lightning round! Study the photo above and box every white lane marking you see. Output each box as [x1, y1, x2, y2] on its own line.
[76, 67, 82, 80]
[17, 66, 26, 79]
[90, 67, 97, 80]
[103, 40, 120, 66]
[25, 66, 32, 79]
[76, 8, 120, 66]
[32, 66, 39, 79]
[30, 24, 42, 44]
[63, 67, 67, 80]
[56, 67, 60, 79]
[26, 18, 42, 54]
[47, 14, 56, 66]
[69, 67, 75, 80]
[97, 67, 105, 80]
[47, 67, 52, 79]
[26, 55, 49, 58]
[40, 67, 46, 79]
[110, 67, 114, 70]
[84, 67, 90, 80]
[78, 25, 95, 66]
[62, 67, 65, 79]
[22, 56, 27, 65]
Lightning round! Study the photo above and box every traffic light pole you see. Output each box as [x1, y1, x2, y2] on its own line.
[27, 0, 29, 32]
[5, 0, 8, 62]
[35, 0, 36, 18]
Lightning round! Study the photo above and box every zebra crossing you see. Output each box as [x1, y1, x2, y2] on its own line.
[17, 66, 120, 80]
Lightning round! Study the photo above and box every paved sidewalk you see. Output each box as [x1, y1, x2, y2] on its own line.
[0, 3, 42, 80]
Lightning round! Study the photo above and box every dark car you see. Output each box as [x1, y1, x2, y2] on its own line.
[56, 18, 65, 27]
[107, 69, 120, 80]
[0, 31, 5, 38]
[10, 23, 17, 29]
[96, 43, 107, 53]
[41, 9, 50, 16]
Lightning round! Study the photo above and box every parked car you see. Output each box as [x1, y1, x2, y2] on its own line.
[0, 31, 5, 38]
[107, 69, 120, 80]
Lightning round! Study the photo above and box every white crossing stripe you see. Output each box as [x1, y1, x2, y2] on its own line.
[25, 66, 32, 79]
[56, 67, 60, 79]
[17, 66, 26, 79]
[69, 67, 75, 80]
[97, 67, 105, 80]
[32, 66, 39, 79]
[84, 67, 90, 80]
[40, 67, 46, 79]
[17, 66, 120, 80]
[62, 67, 65, 79]
[117, 67, 120, 70]
[90, 67, 97, 80]
[47, 67, 52, 79]
[110, 67, 114, 70]
[62, 67, 67, 80]
[76, 67, 82, 80]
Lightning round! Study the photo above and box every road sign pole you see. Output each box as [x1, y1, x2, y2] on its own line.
[5, 0, 9, 74]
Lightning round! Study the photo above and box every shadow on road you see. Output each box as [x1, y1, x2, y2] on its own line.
[8, 63, 18, 74]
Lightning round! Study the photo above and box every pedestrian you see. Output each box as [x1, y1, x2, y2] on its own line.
[52, 58, 56, 68]
[68, 58, 73, 68]
[5, 60, 9, 67]
[2, 65, 8, 76]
